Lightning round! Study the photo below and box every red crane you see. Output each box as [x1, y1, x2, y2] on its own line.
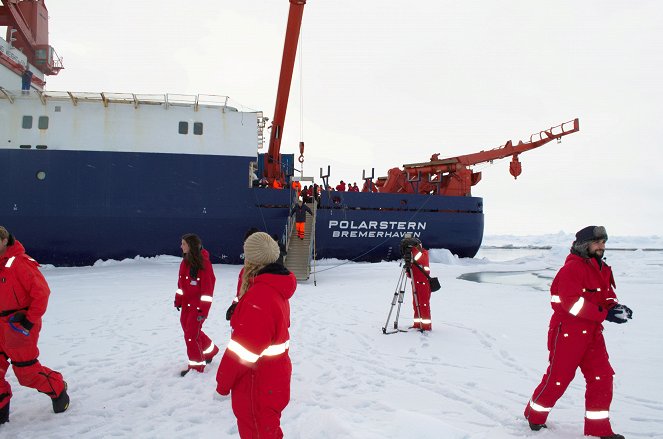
[263, 0, 307, 187]
[0, 0, 63, 79]
[374, 118, 580, 196]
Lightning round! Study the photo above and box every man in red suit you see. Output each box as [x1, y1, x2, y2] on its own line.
[524, 226, 632, 439]
[407, 239, 433, 331]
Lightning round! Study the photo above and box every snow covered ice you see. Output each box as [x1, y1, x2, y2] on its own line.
[1, 234, 661, 438]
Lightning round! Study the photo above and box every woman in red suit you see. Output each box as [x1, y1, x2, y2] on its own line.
[216, 232, 296, 438]
[174, 233, 219, 376]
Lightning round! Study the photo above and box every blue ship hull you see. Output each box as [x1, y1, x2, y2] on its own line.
[1, 149, 483, 265]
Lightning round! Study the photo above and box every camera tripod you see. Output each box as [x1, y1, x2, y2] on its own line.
[382, 263, 424, 334]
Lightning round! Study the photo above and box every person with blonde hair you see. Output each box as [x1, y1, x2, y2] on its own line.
[216, 232, 296, 438]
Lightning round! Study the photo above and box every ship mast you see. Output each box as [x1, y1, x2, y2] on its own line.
[264, 0, 306, 187]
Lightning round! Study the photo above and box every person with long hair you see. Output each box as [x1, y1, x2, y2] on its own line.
[174, 233, 219, 376]
[216, 232, 296, 438]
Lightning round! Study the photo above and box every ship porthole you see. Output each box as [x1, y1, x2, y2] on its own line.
[36, 171, 46, 181]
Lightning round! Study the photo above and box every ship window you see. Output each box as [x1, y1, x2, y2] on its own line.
[38, 116, 49, 130]
[22, 116, 33, 129]
[193, 122, 203, 135]
[36, 171, 46, 181]
[36, 145, 48, 150]
[178, 121, 188, 135]
[19, 145, 31, 149]
[54, 106, 62, 112]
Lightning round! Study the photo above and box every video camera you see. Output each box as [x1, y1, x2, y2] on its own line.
[399, 233, 421, 268]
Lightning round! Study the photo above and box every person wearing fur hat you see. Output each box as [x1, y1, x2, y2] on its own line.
[0, 226, 69, 425]
[216, 232, 296, 438]
[175, 233, 219, 376]
[524, 226, 633, 439]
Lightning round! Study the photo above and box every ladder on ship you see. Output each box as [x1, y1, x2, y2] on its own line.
[284, 201, 317, 281]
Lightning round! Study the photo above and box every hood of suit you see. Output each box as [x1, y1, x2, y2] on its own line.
[252, 263, 297, 301]
[1, 239, 26, 261]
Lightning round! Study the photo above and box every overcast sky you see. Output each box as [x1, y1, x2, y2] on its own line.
[43, 0, 663, 237]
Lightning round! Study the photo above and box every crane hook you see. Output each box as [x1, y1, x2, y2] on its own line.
[298, 141, 305, 163]
[509, 155, 522, 179]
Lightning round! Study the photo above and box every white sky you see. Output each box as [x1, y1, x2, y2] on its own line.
[42, 0, 663, 236]
[1, 237, 659, 437]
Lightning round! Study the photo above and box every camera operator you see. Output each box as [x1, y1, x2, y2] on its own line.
[402, 237, 433, 331]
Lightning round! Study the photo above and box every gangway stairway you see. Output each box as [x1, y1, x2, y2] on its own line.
[284, 202, 316, 281]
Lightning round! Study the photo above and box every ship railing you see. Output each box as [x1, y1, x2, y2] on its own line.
[20, 91, 236, 111]
[284, 190, 299, 254]
[309, 200, 317, 286]
[284, 213, 294, 257]
[0, 87, 15, 104]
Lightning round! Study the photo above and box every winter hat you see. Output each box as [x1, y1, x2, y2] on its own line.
[572, 225, 607, 258]
[574, 225, 608, 244]
[244, 232, 280, 266]
[0, 226, 14, 246]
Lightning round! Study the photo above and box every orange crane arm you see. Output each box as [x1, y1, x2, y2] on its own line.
[264, 0, 306, 184]
[403, 119, 579, 175]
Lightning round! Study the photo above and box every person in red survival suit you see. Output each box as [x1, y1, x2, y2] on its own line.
[216, 232, 296, 438]
[407, 239, 433, 331]
[174, 233, 219, 376]
[0, 226, 69, 425]
[524, 226, 633, 439]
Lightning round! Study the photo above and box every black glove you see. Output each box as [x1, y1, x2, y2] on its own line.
[605, 304, 633, 324]
[226, 302, 237, 321]
[9, 312, 33, 336]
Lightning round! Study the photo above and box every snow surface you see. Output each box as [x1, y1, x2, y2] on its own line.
[1, 234, 661, 438]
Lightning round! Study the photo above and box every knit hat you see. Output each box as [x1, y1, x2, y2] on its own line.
[243, 232, 280, 266]
[574, 225, 608, 244]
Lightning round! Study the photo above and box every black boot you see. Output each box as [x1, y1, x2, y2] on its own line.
[601, 435, 625, 439]
[52, 382, 70, 414]
[180, 369, 190, 377]
[0, 402, 8, 424]
[529, 422, 547, 431]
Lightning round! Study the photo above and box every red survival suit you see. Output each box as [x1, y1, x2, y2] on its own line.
[0, 240, 66, 412]
[409, 246, 432, 330]
[216, 264, 296, 439]
[524, 253, 620, 437]
[174, 249, 219, 372]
